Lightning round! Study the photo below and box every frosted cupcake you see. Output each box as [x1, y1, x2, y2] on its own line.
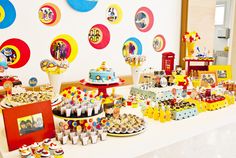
[34, 147, 44, 158]
[20, 150, 33, 158]
[19, 145, 30, 154]
[49, 142, 58, 155]
[54, 148, 64, 158]
[41, 150, 51, 158]
[43, 138, 51, 150]
[30, 142, 40, 154]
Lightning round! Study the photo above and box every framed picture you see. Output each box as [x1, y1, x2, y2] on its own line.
[209, 65, 232, 82]
[198, 71, 218, 87]
[2, 101, 55, 151]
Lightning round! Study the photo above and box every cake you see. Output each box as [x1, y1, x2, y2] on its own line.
[89, 61, 118, 83]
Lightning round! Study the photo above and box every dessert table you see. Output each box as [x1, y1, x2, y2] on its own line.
[1, 85, 236, 158]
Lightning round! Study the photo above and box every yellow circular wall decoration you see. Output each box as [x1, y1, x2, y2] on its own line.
[106, 4, 123, 24]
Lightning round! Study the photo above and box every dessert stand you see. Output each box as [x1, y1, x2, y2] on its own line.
[79, 78, 125, 98]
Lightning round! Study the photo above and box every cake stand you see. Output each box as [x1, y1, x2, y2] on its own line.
[79, 78, 125, 98]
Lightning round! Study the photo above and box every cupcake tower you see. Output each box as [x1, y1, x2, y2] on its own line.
[53, 87, 103, 118]
[56, 117, 109, 146]
[19, 139, 64, 158]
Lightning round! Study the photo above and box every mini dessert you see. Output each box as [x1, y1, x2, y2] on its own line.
[107, 114, 146, 135]
[4, 91, 54, 107]
[43, 138, 51, 150]
[49, 142, 58, 155]
[30, 142, 40, 154]
[20, 150, 33, 158]
[53, 88, 103, 118]
[41, 150, 51, 158]
[88, 61, 119, 84]
[35, 147, 44, 158]
[54, 148, 64, 158]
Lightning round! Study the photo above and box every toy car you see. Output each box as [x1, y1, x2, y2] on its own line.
[0, 76, 22, 87]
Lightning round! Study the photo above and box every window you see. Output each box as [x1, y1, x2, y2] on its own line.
[215, 4, 226, 26]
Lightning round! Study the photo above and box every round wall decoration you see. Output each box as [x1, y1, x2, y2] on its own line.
[153, 34, 166, 52]
[0, 1, 16, 29]
[135, 7, 154, 32]
[106, 4, 123, 24]
[88, 24, 110, 49]
[67, 0, 98, 12]
[38, 3, 61, 26]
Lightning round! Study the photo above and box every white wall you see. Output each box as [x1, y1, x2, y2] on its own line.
[188, 0, 216, 53]
[0, 0, 182, 86]
[214, 0, 232, 51]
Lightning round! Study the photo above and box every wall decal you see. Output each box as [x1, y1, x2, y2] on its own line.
[106, 4, 123, 24]
[88, 24, 110, 49]
[0, 38, 31, 68]
[38, 3, 61, 26]
[0, 0, 16, 29]
[153, 34, 166, 52]
[122, 37, 142, 57]
[135, 7, 154, 32]
[67, 0, 98, 12]
[51, 34, 78, 63]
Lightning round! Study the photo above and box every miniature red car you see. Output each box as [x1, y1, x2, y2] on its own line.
[0, 76, 22, 87]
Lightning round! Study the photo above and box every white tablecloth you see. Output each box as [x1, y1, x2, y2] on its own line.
[1, 86, 236, 158]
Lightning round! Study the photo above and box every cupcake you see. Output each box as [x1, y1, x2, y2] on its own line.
[54, 148, 64, 158]
[49, 142, 58, 155]
[41, 150, 51, 158]
[34, 147, 44, 158]
[30, 142, 40, 154]
[127, 127, 134, 134]
[19, 145, 30, 154]
[108, 126, 115, 133]
[114, 127, 121, 134]
[20, 149, 33, 158]
[121, 127, 127, 134]
[43, 138, 51, 150]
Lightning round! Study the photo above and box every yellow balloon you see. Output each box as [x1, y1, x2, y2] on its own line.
[52, 34, 78, 63]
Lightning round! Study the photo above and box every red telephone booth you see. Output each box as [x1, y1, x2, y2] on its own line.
[162, 52, 175, 75]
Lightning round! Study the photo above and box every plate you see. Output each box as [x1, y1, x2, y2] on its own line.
[107, 129, 145, 137]
[84, 78, 120, 85]
[52, 107, 104, 120]
[0, 95, 62, 109]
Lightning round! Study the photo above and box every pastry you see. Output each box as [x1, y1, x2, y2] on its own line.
[41, 150, 51, 158]
[54, 148, 64, 158]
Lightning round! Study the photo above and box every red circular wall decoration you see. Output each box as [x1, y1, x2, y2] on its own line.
[135, 7, 154, 32]
[88, 24, 110, 49]
[153, 34, 166, 52]
[0, 38, 31, 68]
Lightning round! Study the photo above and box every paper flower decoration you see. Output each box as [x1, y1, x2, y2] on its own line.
[182, 32, 200, 43]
